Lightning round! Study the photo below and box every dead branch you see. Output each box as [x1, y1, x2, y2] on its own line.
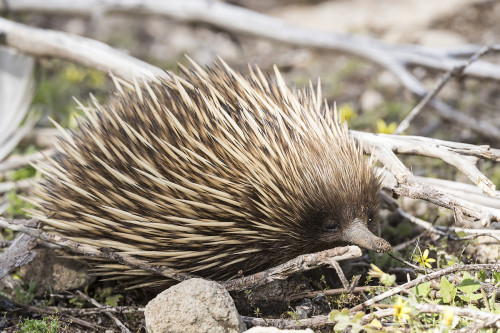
[0, 216, 361, 291]
[352, 131, 500, 226]
[0, 148, 54, 173]
[241, 314, 331, 330]
[222, 246, 361, 291]
[242, 300, 500, 330]
[0, 17, 165, 82]
[4, 0, 500, 141]
[394, 45, 497, 135]
[0, 178, 34, 193]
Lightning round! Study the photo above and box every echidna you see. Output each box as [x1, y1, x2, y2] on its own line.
[28, 60, 391, 281]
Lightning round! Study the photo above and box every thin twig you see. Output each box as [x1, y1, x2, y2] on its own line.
[76, 291, 131, 333]
[394, 45, 496, 135]
[0, 148, 54, 173]
[350, 263, 500, 312]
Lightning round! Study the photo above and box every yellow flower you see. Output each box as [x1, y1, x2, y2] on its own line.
[368, 264, 384, 278]
[376, 119, 397, 134]
[64, 64, 86, 83]
[393, 297, 411, 323]
[368, 264, 396, 286]
[413, 249, 436, 269]
[443, 307, 454, 327]
[88, 70, 105, 87]
[339, 104, 357, 122]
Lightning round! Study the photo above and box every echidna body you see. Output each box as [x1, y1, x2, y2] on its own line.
[29, 60, 390, 281]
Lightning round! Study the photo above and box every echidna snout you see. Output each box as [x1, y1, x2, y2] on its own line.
[29, 60, 391, 281]
[341, 218, 391, 253]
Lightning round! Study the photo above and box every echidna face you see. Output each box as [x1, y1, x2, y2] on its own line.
[296, 160, 390, 254]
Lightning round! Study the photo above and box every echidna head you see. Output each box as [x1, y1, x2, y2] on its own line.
[289, 146, 391, 255]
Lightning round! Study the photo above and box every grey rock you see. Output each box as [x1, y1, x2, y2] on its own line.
[311, 293, 331, 315]
[18, 248, 94, 295]
[145, 278, 246, 333]
[295, 298, 313, 319]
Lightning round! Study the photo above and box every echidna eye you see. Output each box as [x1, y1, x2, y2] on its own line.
[324, 220, 339, 232]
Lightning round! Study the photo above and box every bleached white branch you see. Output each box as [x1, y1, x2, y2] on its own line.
[4, 0, 499, 81]
[4, 0, 500, 141]
[0, 17, 166, 82]
[354, 132, 500, 196]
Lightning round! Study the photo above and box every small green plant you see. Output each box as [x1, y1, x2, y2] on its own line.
[329, 308, 382, 333]
[17, 315, 67, 333]
[287, 309, 299, 321]
[94, 287, 123, 306]
[15, 280, 37, 305]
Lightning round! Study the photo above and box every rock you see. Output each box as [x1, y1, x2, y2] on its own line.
[244, 328, 314, 333]
[467, 236, 500, 263]
[359, 89, 383, 112]
[377, 71, 400, 90]
[145, 278, 246, 333]
[311, 293, 331, 315]
[295, 298, 313, 319]
[18, 249, 94, 295]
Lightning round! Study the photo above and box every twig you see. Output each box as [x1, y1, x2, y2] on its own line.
[290, 286, 372, 302]
[417, 177, 500, 209]
[330, 260, 349, 289]
[221, 246, 362, 291]
[0, 216, 361, 291]
[397, 208, 500, 241]
[240, 314, 331, 330]
[0, 216, 198, 282]
[76, 291, 131, 333]
[0, 148, 54, 173]
[353, 131, 500, 197]
[394, 45, 496, 135]
[0, 178, 34, 194]
[392, 230, 428, 252]
[46, 305, 144, 315]
[0, 295, 98, 329]
[359, 141, 500, 227]
[350, 263, 500, 312]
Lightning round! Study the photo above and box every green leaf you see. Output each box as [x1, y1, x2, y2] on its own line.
[440, 277, 457, 304]
[478, 270, 487, 282]
[458, 293, 483, 302]
[493, 271, 500, 285]
[329, 309, 366, 333]
[413, 281, 431, 298]
[105, 294, 123, 306]
[458, 274, 481, 303]
[381, 273, 396, 287]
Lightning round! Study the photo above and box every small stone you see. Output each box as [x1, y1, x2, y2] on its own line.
[311, 293, 331, 315]
[145, 278, 246, 333]
[377, 71, 400, 90]
[359, 89, 383, 112]
[18, 249, 94, 295]
[295, 298, 313, 319]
